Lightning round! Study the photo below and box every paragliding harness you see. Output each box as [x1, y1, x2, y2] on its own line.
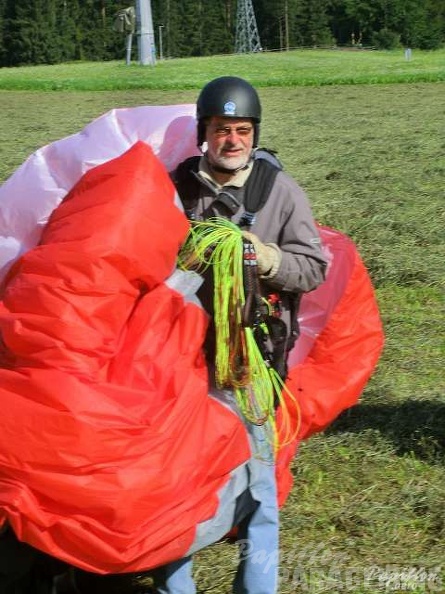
[174, 149, 302, 382]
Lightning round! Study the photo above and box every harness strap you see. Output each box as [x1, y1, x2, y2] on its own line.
[173, 150, 282, 225]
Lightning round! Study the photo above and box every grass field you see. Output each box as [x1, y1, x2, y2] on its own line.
[0, 48, 444, 91]
[0, 50, 444, 593]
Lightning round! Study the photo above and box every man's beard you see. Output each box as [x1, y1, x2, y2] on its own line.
[208, 150, 251, 173]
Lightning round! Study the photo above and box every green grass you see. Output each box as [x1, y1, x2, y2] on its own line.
[0, 52, 444, 593]
[0, 48, 444, 91]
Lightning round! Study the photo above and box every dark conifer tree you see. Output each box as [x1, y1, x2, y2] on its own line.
[2, 0, 62, 65]
[0, 0, 6, 63]
[294, 0, 333, 46]
[0, 0, 443, 65]
[201, 0, 232, 55]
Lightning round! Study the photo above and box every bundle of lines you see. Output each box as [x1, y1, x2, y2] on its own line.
[178, 218, 300, 453]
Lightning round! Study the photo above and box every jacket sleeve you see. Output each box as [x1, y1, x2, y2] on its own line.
[253, 171, 327, 294]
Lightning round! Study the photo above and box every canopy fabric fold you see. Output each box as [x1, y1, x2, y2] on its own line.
[0, 106, 384, 572]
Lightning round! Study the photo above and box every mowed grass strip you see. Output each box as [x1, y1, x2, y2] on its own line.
[0, 54, 444, 593]
[0, 48, 444, 91]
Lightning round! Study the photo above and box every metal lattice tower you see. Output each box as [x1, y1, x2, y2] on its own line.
[235, 0, 262, 53]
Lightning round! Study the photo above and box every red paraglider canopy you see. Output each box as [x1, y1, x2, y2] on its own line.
[0, 108, 384, 573]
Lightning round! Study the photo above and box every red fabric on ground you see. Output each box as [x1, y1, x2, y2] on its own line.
[0, 142, 383, 570]
[0, 142, 250, 573]
[276, 230, 384, 505]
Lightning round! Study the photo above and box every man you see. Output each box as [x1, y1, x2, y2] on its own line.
[151, 76, 327, 594]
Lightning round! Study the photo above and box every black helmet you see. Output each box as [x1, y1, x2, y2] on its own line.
[196, 76, 261, 147]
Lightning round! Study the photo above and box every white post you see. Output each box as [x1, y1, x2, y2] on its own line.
[125, 33, 133, 65]
[159, 25, 164, 60]
[135, 0, 156, 66]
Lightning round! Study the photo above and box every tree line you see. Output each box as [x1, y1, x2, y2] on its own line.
[0, 0, 443, 67]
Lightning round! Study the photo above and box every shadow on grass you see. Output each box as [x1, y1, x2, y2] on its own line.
[325, 396, 445, 464]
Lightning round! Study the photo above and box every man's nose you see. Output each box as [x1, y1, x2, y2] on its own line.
[226, 130, 240, 143]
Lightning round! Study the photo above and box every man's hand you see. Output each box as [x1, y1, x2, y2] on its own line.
[242, 231, 281, 277]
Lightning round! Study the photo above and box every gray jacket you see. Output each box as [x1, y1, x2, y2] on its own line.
[173, 157, 327, 363]
[189, 162, 326, 284]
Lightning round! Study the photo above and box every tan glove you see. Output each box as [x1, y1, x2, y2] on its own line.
[242, 231, 282, 277]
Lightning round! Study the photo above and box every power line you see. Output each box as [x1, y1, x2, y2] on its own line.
[235, 0, 262, 53]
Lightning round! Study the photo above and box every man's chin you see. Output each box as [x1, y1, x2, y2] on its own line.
[215, 157, 248, 171]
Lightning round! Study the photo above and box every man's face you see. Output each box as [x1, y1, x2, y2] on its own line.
[205, 116, 254, 172]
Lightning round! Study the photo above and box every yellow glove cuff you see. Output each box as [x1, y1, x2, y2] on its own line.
[259, 243, 281, 278]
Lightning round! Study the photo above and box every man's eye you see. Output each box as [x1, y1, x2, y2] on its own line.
[213, 126, 252, 136]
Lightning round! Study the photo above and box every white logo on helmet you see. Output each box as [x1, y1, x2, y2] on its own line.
[223, 101, 236, 115]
